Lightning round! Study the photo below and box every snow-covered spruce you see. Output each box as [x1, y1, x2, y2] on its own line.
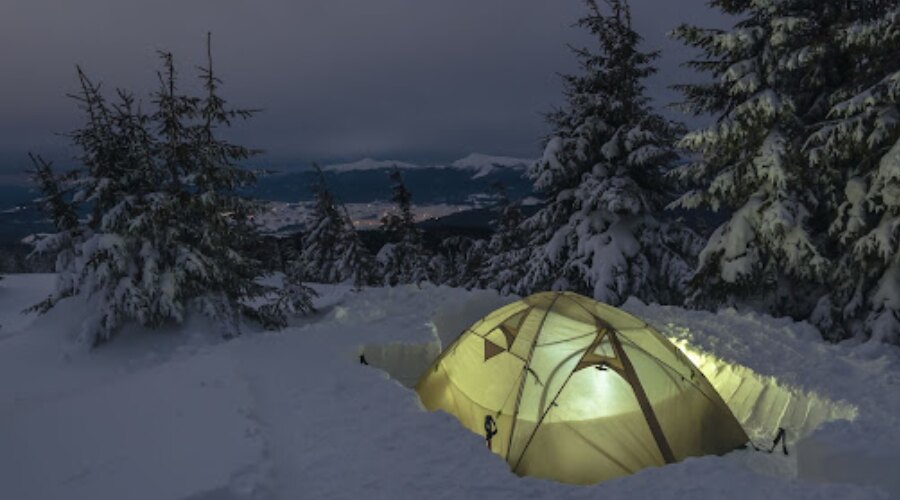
[474, 182, 527, 294]
[439, 235, 487, 289]
[669, 1, 858, 319]
[29, 46, 286, 344]
[494, 0, 696, 305]
[294, 165, 375, 288]
[807, 4, 900, 344]
[259, 270, 317, 326]
[376, 169, 434, 286]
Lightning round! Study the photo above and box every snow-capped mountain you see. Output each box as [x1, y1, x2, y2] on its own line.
[323, 158, 420, 173]
[252, 154, 535, 207]
[450, 153, 533, 179]
[322, 153, 533, 179]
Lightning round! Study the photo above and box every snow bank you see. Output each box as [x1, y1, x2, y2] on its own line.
[667, 337, 857, 442]
[359, 289, 511, 387]
[0, 276, 896, 499]
[359, 342, 440, 388]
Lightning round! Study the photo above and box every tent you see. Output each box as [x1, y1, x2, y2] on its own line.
[415, 291, 748, 484]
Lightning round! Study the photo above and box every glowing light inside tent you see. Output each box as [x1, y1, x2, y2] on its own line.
[417, 292, 751, 485]
[557, 367, 632, 420]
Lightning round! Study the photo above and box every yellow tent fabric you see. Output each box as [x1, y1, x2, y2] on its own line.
[415, 291, 749, 485]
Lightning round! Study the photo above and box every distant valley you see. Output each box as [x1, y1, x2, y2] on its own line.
[252, 153, 535, 205]
[0, 154, 537, 245]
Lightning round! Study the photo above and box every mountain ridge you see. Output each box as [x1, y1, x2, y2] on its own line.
[321, 153, 534, 178]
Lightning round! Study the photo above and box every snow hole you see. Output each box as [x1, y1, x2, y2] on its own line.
[358, 301, 859, 482]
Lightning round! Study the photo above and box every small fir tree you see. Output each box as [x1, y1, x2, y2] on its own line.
[28, 155, 81, 306]
[261, 262, 317, 327]
[441, 235, 487, 288]
[477, 182, 527, 293]
[376, 168, 431, 286]
[337, 204, 378, 289]
[29, 37, 293, 344]
[296, 165, 374, 287]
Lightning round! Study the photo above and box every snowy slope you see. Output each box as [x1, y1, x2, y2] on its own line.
[0, 274, 896, 499]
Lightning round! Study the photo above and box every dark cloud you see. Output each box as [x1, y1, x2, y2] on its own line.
[0, 0, 729, 173]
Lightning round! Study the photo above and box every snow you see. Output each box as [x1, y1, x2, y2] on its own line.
[2, 351, 265, 500]
[624, 299, 900, 494]
[1, 274, 898, 499]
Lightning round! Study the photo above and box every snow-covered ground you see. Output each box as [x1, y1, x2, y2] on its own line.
[1, 274, 898, 499]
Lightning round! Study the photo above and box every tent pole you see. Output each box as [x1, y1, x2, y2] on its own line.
[505, 293, 561, 462]
[609, 330, 676, 464]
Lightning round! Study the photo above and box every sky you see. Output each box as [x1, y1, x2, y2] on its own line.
[0, 0, 729, 176]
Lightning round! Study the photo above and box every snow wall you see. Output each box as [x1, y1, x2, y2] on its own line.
[359, 291, 511, 388]
[663, 345, 900, 496]
[667, 338, 857, 443]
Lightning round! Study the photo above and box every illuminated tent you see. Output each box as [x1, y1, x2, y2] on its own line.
[415, 291, 748, 484]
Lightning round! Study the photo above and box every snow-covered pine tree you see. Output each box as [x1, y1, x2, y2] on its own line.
[670, 0, 855, 316]
[509, 0, 694, 305]
[336, 203, 378, 290]
[28, 154, 81, 310]
[298, 165, 350, 283]
[476, 182, 528, 293]
[377, 168, 431, 286]
[261, 262, 317, 327]
[183, 40, 294, 332]
[28, 69, 170, 342]
[439, 235, 486, 288]
[29, 38, 287, 344]
[296, 165, 374, 287]
[807, 3, 900, 343]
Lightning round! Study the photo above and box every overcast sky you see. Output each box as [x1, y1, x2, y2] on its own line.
[0, 0, 728, 175]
